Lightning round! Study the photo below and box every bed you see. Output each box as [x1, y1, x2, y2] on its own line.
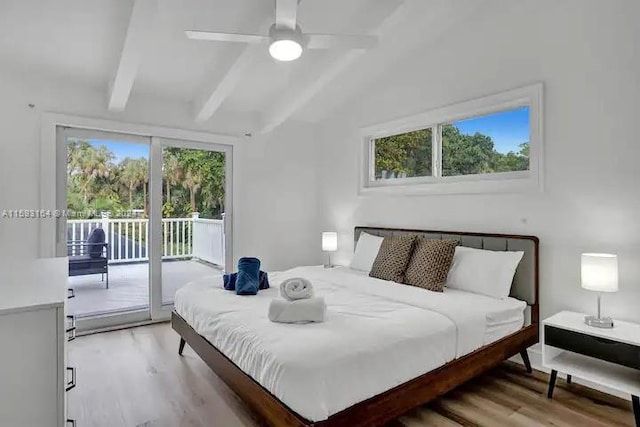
[171, 227, 539, 427]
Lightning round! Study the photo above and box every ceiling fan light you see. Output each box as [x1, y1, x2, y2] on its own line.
[269, 39, 302, 61]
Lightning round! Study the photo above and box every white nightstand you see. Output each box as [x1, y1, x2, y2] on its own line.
[542, 311, 640, 426]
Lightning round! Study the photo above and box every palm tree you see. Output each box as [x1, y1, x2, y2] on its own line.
[74, 144, 114, 203]
[182, 168, 202, 213]
[137, 159, 149, 217]
[163, 153, 181, 205]
[119, 158, 142, 208]
[67, 139, 91, 174]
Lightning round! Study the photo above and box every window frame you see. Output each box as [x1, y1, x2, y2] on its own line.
[360, 83, 543, 195]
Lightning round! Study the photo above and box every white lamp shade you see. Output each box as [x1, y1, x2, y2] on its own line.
[322, 232, 338, 252]
[581, 253, 618, 292]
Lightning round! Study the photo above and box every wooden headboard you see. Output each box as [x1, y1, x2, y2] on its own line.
[354, 226, 540, 325]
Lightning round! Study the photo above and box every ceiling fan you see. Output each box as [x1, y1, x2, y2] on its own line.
[185, 0, 378, 62]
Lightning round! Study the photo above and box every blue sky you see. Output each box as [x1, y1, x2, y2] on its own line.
[453, 106, 530, 153]
[88, 139, 149, 163]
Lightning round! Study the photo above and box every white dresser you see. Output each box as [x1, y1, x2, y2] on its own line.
[0, 258, 71, 427]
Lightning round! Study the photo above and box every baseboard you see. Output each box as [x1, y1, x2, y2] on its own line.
[510, 344, 630, 401]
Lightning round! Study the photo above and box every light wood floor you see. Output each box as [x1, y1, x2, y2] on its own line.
[68, 323, 635, 427]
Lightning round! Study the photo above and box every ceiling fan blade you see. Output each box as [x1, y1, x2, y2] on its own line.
[185, 30, 270, 44]
[305, 34, 378, 50]
[275, 0, 298, 30]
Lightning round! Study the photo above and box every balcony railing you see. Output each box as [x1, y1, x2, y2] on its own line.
[67, 214, 225, 266]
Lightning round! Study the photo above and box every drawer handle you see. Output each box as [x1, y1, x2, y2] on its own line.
[66, 367, 76, 392]
[66, 315, 76, 342]
[67, 288, 75, 299]
[594, 337, 617, 345]
[66, 419, 76, 427]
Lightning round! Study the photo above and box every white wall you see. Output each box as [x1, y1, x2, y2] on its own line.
[0, 68, 321, 272]
[315, 0, 640, 322]
[234, 122, 321, 271]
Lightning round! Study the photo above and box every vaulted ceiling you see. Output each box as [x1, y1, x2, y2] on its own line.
[0, 0, 492, 134]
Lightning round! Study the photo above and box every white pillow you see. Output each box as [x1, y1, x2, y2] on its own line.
[350, 232, 384, 272]
[445, 246, 524, 299]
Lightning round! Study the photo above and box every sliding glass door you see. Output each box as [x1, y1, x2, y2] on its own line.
[152, 138, 232, 317]
[62, 128, 152, 329]
[58, 128, 232, 330]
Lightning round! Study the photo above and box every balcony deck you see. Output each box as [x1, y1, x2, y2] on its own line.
[67, 260, 223, 317]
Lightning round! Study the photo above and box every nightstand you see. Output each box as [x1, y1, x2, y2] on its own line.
[542, 311, 640, 426]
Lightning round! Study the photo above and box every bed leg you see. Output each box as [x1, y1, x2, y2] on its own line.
[178, 338, 186, 356]
[566, 374, 572, 384]
[520, 349, 532, 373]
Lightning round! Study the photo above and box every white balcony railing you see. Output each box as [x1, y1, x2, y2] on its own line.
[192, 217, 225, 266]
[67, 214, 225, 266]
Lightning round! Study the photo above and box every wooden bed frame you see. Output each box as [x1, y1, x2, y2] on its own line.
[172, 228, 539, 427]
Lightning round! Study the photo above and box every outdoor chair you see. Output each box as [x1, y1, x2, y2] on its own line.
[67, 228, 109, 288]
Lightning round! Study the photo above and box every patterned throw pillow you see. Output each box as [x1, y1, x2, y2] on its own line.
[369, 234, 417, 283]
[403, 238, 459, 292]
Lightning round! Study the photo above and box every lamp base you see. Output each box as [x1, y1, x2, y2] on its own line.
[584, 315, 614, 328]
[324, 253, 333, 269]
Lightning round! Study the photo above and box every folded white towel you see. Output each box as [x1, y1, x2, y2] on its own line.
[268, 297, 326, 324]
[279, 277, 314, 301]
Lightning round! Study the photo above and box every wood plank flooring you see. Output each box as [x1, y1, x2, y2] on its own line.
[68, 323, 635, 427]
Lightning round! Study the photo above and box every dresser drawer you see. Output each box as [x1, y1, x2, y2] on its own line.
[545, 325, 640, 370]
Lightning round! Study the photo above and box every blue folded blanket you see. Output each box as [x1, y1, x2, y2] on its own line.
[223, 257, 267, 295]
[223, 270, 269, 291]
[236, 257, 260, 295]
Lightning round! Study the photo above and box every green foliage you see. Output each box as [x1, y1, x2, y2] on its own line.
[164, 147, 226, 218]
[66, 141, 225, 219]
[375, 125, 529, 178]
[492, 144, 529, 173]
[162, 201, 175, 218]
[375, 128, 432, 178]
[442, 125, 494, 176]
[91, 195, 124, 214]
[119, 157, 147, 208]
[67, 139, 115, 204]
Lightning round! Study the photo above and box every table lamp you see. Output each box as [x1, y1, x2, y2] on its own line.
[322, 232, 338, 268]
[581, 253, 618, 328]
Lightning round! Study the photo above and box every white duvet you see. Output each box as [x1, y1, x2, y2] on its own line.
[175, 266, 524, 422]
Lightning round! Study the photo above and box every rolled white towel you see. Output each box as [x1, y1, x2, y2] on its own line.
[268, 297, 326, 324]
[279, 277, 314, 301]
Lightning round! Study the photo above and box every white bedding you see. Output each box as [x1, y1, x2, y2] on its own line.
[345, 268, 526, 347]
[174, 266, 526, 422]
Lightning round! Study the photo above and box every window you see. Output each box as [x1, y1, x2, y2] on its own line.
[362, 84, 542, 194]
[442, 107, 530, 177]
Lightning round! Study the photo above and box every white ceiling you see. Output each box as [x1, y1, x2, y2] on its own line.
[0, 0, 493, 133]
[0, 0, 131, 87]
